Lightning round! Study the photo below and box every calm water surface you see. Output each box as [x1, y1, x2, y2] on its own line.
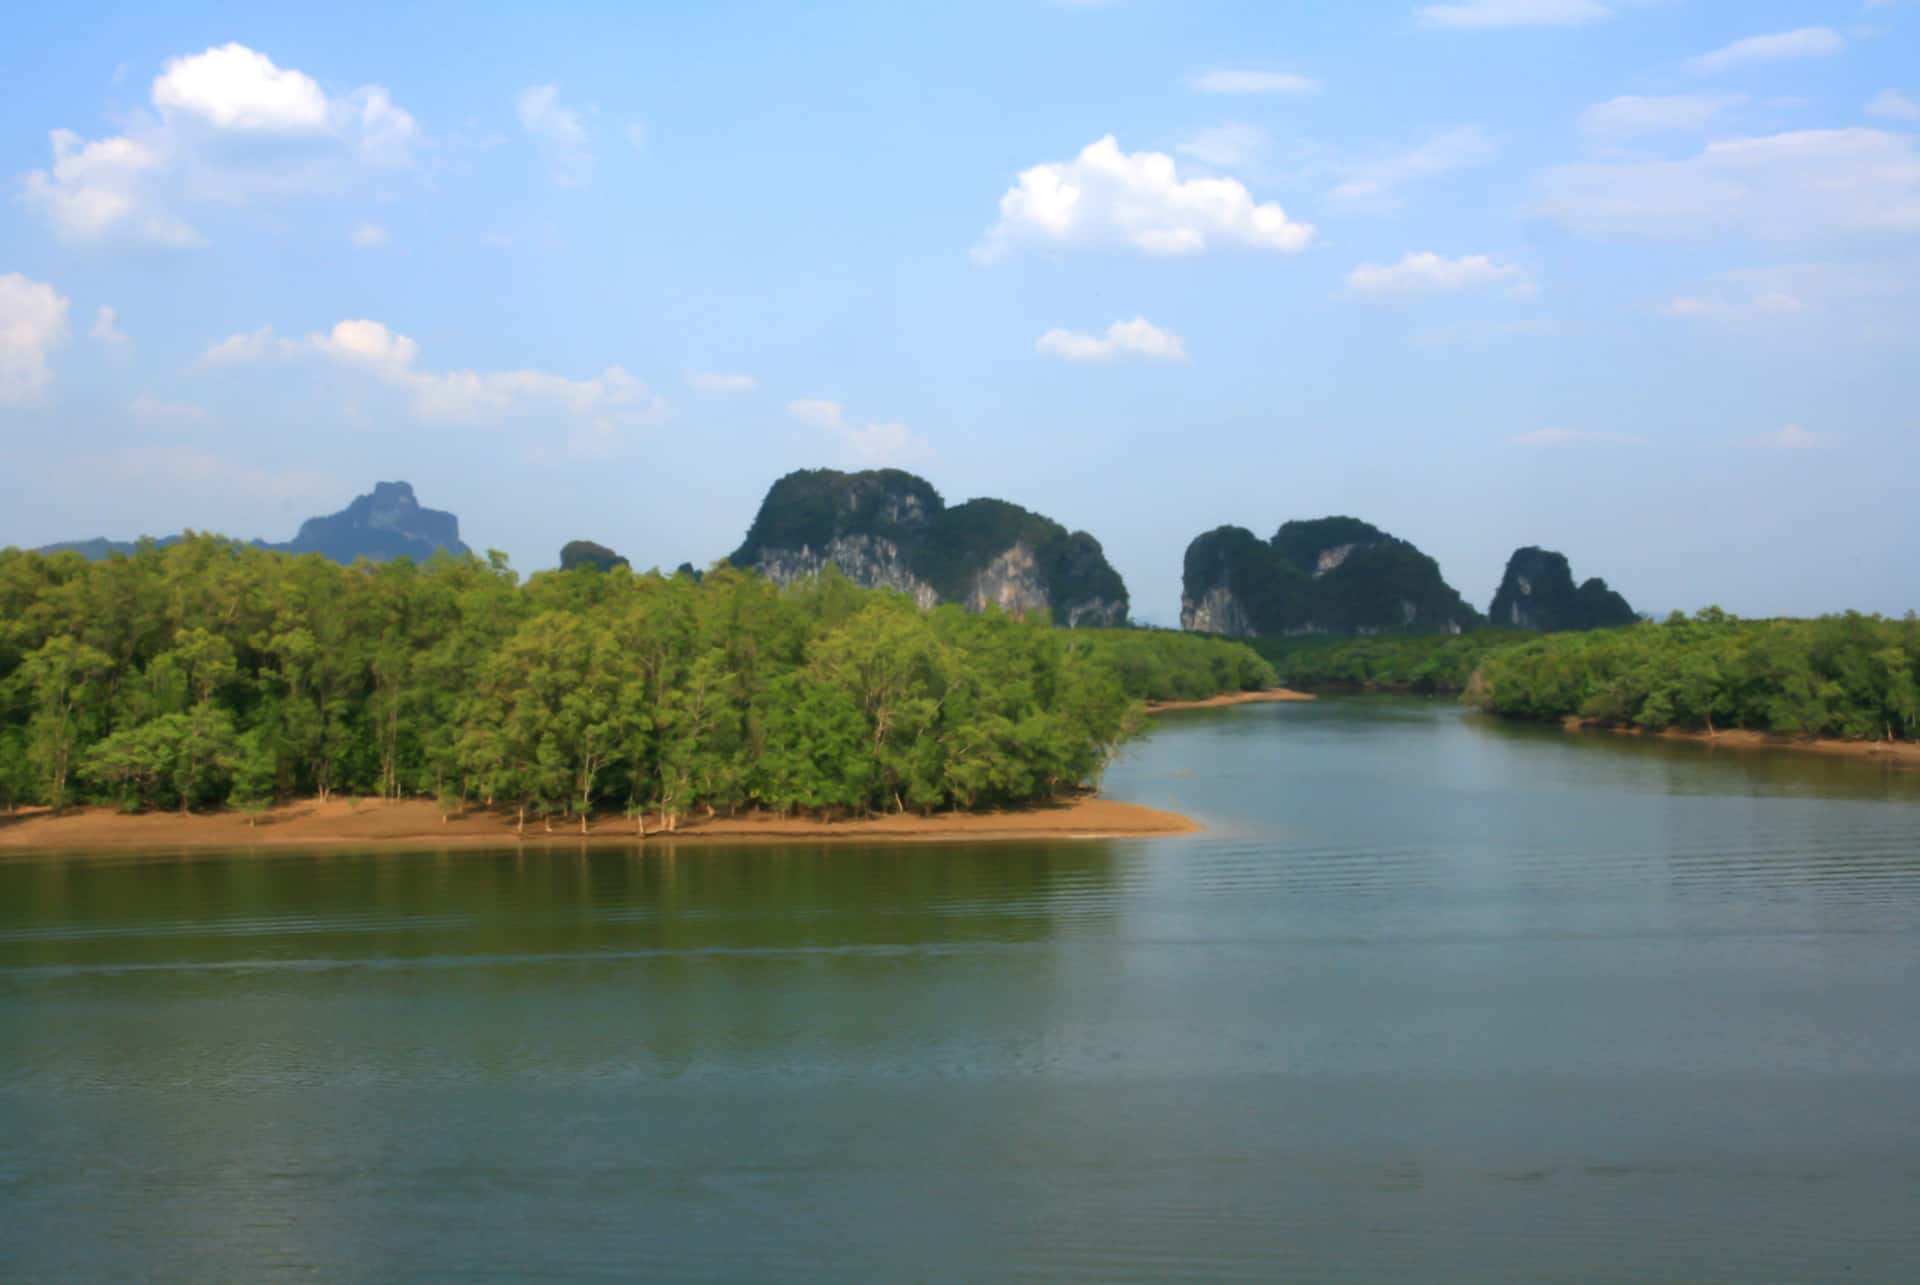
[3, 699, 1918, 1281]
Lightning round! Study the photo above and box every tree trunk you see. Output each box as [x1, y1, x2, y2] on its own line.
[516, 805, 525, 835]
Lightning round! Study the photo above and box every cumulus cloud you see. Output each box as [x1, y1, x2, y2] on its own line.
[975, 134, 1314, 261]
[1188, 69, 1320, 96]
[90, 305, 128, 345]
[0, 273, 71, 406]
[1534, 129, 1920, 240]
[198, 319, 663, 427]
[1867, 90, 1920, 122]
[1580, 94, 1744, 138]
[1687, 28, 1843, 77]
[1417, 0, 1611, 29]
[1326, 126, 1494, 212]
[1508, 427, 1647, 447]
[351, 221, 388, 248]
[20, 43, 420, 246]
[785, 399, 926, 464]
[688, 370, 756, 392]
[1036, 317, 1190, 363]
[1743, 423, 1825, 450]
[1346, 251, 1529, 297]
[517, 85, 592, 189]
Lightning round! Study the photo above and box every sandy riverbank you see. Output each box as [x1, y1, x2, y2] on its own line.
[1146, 688, 1316, 713]
[1564, 717, 1920, 765]
[0, 794, 1200, 853]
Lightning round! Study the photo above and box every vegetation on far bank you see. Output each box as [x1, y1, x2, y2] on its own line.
[0, 538, 1270, 826]
[1253, 611, 1920, 745]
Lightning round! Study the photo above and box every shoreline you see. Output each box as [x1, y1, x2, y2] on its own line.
[1562, 717, 1920, 765]
[1146, 687, 1316, 713]
[0, 794, 1200, 855]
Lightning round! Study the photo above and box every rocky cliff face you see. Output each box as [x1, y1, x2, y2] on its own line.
[1181, 517, 1480, 637]
[1490, 547, 1637, 631]
[36, 482, 471, 566]
[271, 482, 470, 563]
[729, 469, 1128, 626]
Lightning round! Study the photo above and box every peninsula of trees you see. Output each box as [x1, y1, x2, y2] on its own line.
[0, 537, 1274, 826]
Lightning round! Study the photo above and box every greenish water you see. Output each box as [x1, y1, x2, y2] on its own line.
[3, 698, 1918, 1281]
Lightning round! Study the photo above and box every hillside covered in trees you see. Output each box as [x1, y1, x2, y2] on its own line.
[729, 468, 1130, 628]
[0, 538, 1271, 825]
[1181, 517, 1482, 638]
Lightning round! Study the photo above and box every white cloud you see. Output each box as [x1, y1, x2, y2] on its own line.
[1346, 251, 1528, 297]
[1687, 28, 1844, 76]
[199, 319, 663, 427]
[517, 84, 592, 189]
[975, 134, 1314, 261]
[1867, 90, 1920, 121]
[688, 370, 756, 392]
[129, 393, 208, 425]
[90, 305, 128, 345]
[786, 398, 844, 428]
[1176, 123, 1269, 169]
[0, 274, 70, 406]
[1188, 69, 1320, 96]
[1744, 423, 1825, 450]
[1417, 0, 1611, 29]
[1508, 427, 1647, 447]
[1580, 93, 1744, 137]
[351, 220, 389, 248]
[151, 42, 329, 133]
[1663, 291, 1804, 321]
[1036, 317, 1190, 363]
[786, 399, 926, 464]
[1534, 129, 1920, 240]
[20, 44, 419, 246]
[1327, 126, 1494, 212]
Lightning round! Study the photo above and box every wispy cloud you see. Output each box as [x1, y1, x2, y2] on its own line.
[1743, 423, 1826, 450]
[350, 221, 388, 248]
[517, 84, 592, 188]
[1346, 251, 1530, 297]
[1580, 93, 1744, 138]
[129, 393, 208, 425]
[1188, 68, 1320, 96]
[90, 305, 128, 346]
[1417, 0, 1611, 30]
[1327, 126, 1493, 212]
[1867, 89, 1920, 121]
[688, 370, 756, 392]
[0, 273, 70, 406]
[1687, 28, 1843, 77]
[1036, 317, 1190, 363]
[785, 398, 926, 464]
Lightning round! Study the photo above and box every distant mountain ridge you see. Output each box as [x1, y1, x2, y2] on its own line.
[34, 481, 470, 566]
[728, 468, 1129, 627]
[1182, 517, 1481, 638]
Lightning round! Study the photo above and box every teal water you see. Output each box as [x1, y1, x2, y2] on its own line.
[3, 698, 1918, 1281]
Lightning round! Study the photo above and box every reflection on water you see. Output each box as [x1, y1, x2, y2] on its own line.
[3, 698, 1918, 1281]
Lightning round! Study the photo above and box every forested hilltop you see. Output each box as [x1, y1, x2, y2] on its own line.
[0, 538, 1272, 826]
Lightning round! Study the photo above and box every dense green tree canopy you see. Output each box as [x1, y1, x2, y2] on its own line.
[0, 538, 1271, 822]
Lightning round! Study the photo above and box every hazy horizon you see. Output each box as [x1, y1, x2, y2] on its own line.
[4, 1, 1916, 622]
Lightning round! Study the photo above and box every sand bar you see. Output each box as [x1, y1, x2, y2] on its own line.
[0, 794, 1200, 854]
[1146, 688, 1316, 713]
[1564, 717, 1920, 765]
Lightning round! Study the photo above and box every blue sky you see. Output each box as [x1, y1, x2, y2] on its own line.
[2, 0, 1916, 622]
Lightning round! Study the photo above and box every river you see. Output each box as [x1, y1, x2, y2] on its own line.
[3, 698, 1917, 1281]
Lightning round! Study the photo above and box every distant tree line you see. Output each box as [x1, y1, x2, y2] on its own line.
[0, 538, 1273, 825]
[1467, 610, 1920, 741]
